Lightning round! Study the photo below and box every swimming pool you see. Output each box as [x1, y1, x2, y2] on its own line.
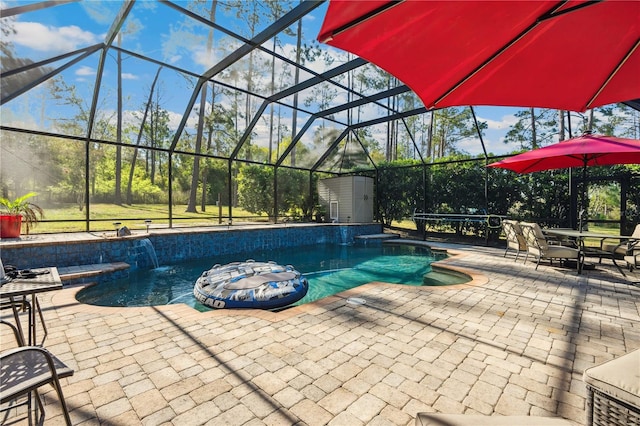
[76, 242, 454, 311]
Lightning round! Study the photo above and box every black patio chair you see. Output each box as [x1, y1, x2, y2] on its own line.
[0, 320, 74, 425]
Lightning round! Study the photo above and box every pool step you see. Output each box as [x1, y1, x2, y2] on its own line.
[355, 233, 400, 241]
[423, 268, 470, 286]
[58, 262, 130, 284]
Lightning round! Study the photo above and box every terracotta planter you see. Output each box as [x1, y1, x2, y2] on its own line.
[0, 215, 22, 238]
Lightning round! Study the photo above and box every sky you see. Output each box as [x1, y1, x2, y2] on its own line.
[1, 0, 617, 158]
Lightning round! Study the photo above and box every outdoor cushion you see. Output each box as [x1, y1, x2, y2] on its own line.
[546, 245, 581, 259]
[583, 348, 640, 410]
[601, 224, 640, 253]
[520, 222, 581, 271]
[502, 219, 527, 261]
[415, 413, 573, 425]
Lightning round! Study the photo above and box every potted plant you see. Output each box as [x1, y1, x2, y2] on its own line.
[0, 192, 45, 238]
[314, 205, 327, 223]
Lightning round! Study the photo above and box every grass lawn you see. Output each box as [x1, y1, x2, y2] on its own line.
[27, 203, 268, 234]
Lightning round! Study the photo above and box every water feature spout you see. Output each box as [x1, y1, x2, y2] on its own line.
[339, 226, 351, 245]
[139, 238, 159, 269]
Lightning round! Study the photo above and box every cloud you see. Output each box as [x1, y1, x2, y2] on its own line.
[167, 110, 198, 132]
[122, 73, 138, 80]
[10, 21, 99, 53]
[76, 66, 96, 77]
[192, 46, 217, 69]
[80, 1, 119, 26]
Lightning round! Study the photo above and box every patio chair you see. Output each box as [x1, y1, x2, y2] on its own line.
[624, 240, 639, 272]
[520, 222, 582, 271]
[601, 223, 640, 259]
[0, 320, 73, 425]
[501, 219, 527, 261]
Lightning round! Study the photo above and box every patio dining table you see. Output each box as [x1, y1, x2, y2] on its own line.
[0, 267, 62, 346]
[543, 229, 637, 276]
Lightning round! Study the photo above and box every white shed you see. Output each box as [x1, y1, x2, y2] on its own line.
[317, 176, 374, 223]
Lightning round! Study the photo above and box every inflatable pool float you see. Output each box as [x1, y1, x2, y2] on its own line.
[193, 260, 308, 310]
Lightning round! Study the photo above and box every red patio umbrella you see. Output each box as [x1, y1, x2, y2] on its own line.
[487, 133, 640, 225]
[317, 0, 640, 112]
[486, 134, 640, 174]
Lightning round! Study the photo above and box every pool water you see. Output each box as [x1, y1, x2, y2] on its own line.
[76, 243, 448, 311]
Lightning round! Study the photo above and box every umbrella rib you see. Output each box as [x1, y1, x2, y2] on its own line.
[318, 0, 403, 43]
[432, 1, 567, 108]
[537, 0, 603, 22]
[519, 159, 548, 174]
[585, 38, 640, 111]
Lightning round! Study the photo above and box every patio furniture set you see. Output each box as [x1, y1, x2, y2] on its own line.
[1, 252, 638, 424]
[416, 221, 640, 424]
[502, 220, 640, 278]
[0, 267, 73, 425]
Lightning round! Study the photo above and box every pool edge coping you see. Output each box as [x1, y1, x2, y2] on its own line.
[51, 239, 488, 323]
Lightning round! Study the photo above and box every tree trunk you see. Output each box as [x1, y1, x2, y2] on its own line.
[530, 107, 537, 149]
[115, 34, 122, 205]
[268, 36, 276, 162]
[150, 98, 157, 185]
[243, 2, 258, 162]
[201, 127, 213, 212]
[428, 111, 434, 160]
[127, 67, 162, 205]
[186, 1, 217, 213]
[291, 12, 302, 167]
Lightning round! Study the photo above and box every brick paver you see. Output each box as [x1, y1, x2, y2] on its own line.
[2, 240, 639, 425]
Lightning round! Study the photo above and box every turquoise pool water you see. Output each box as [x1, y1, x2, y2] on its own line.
[76, 243, 449, 311]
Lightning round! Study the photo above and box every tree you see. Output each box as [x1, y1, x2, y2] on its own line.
[187, 0, 218, 213]
[430, 108, 479, 158]
[290, 2, 303, 167]
[304, 80, 339, 168]
[143, 93, 172, 186]
[48, 77, 116, 210]
[237, 165, 274, 220]
[223, 0, 273, 161]
[376, 160, 424, 226]
[429, 156, 487, 214]
[237, 164, 311, 221]
[115, 33, 123, 205]
[503, 108, 558, 150]
[0, 15, 51, 102]
[276, 168, 309, 218]
[114, 19, 141, 205]
[264, 0, 292, 163]
[127, 67, 163, 205]
[590, 104, 640, 139]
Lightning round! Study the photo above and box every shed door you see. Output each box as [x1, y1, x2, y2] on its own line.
[353, 178, 373, 222]
[330, 201, 339, 221]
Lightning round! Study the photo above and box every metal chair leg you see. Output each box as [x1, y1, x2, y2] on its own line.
[33, 298, 48, 346]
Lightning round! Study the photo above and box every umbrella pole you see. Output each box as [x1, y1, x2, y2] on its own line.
[569, 169, 573, 229]
[580, 163, 587, 231]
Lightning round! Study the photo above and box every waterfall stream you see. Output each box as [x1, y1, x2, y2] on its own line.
[139, 238, 159, 269]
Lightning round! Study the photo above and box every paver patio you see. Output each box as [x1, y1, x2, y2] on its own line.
[2, 239, 639, 425]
